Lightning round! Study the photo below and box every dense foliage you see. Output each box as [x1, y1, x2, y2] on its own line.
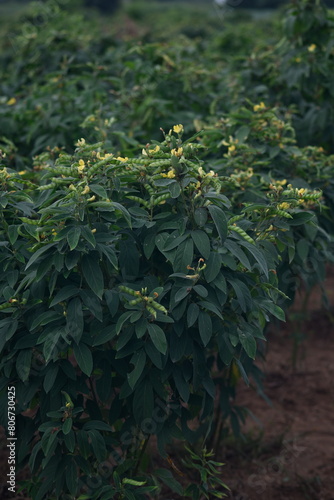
[0, 1, 334, 498]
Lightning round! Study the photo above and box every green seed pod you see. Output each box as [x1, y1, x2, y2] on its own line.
[145, 184, 154, 196]
[128, 159, 149, 165]
[229, 214, 244, 225]
[146, 305, 157, 318]
[149, 160, 171, 168]
[87, 156, 114, 177]
[37, 181, 57, 191]
[20, 217, 40, 226]
[275, 210, 293, 219]
[126, 196, 150, 208]
[119, 286, 140, 297]
[0, 301, 16, 310]
[229, 225, 255, 245]
[129, 298, 143, 306]
[151, 301, 168, 314]
[152, 193, 170, 206]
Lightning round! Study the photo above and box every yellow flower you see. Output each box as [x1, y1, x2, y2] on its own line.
[142, 148, 148, 156]
[76, 138, 86, 146]
[195, 181, 201, 189]
[91, 228, 97, 233]
[69, 184, 76, 191]
[77, 159, 85, 173]
[82, 185, 90, 195]
[308, 44, 317, 53]
[167, 169, 176, 178]
[228, 144, 236, 154]
[207, 170, 215, 177]
[278, 202, 290, 210]
[87, 195, 96, 202]
[198, 166, 205, 177]
[148, 145, 160, 154]
[7, 97, 16, 106]
[173, 124, 184, 134]
[116, 156, 128, 162]
[171, 147, 183, 157]
[18, 170, 27, 175]
[297, 188, 306, 196]
[276, 179, 287, 186]
[253, 102, 266, 112]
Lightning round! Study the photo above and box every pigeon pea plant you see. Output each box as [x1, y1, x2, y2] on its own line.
[0, 126, 323, 499]
[199, 102, 332, 302]
[240, 0, 334, 150]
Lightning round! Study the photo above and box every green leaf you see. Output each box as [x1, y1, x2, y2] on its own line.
[67, 227, 81, 251]
[173, 239, 194, 273]
[62, 418, 72, 435]
[187, 303, 199, 327]
[50, 285, 80, 307]
[296, 238, 309, 262]
[194, 208, 208, 227]
[193, 285, 208, 298]
[89, 184, 108, 199]
[99, 244, 118, 269]
[133, 379, 154, 424]
[82, 253, 104, 299]
[239, 332, 256, 359]
[198, 311, 212, 346]
[198, 300, 223, 320]
[174, 286, 191, 303]
[112, 202, 132, 228]
[83, 421, 113, 431]
[8, 225, 19, 245]
[208, 205, 227, 243]
[262, 301, 285, 321]
[163, 233, 188, 252]
[73, 343, 93, 376]
[128, 350, 146, 389]
[25, 242, 56, 269]
[87, 430, 107, 462]
[66, 298, 84, 343]
[204, 252, 222, 283]
[43, 364, 59, 393]
[16, 349, 32, 382]
[289, 211, 314, 226]
[224, 239, 251, 270]
[173, 366, 190, 402]
[147, 323, 167, 354]
[191, 230, 211, 260]
[31, 311, 60, 331]
[238, 241, 268, 278]
[81, 226, 96, 248]
[116, 311, 133, 335]
[154, 469, 183, 495]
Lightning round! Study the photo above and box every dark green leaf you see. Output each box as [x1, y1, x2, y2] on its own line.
[147, 323, 167, 354]
[67, 227, 81, 251]
[73, 343, 93, 376]
[208, 205, 227, 243]
[191, 230, 211, 260]
[82, 253, 104, 298]
[198, 311, 212, 346]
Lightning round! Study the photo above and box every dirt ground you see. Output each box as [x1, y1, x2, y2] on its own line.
[1, 278, 334, 500]
[223, 281, 334, 500]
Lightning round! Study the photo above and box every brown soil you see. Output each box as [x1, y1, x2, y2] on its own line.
[1, 279, 334, 500]
[222, 281, 334, 500]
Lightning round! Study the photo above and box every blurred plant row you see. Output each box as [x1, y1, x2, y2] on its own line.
[0, 0, 334, 499]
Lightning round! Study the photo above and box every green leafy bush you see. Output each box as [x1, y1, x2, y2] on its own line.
[0, 124, 321, 498]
